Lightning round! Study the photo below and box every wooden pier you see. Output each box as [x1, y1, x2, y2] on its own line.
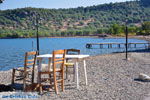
[86, 43, 150, 49]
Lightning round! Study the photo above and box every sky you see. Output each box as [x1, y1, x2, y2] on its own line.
[0, 0, 131, 10]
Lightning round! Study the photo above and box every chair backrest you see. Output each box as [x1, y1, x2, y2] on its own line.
[24, 51, 37, 68]
[52, 50, 66, 71]
[23, 51, 38, 88]
[66, 49, 80, 55]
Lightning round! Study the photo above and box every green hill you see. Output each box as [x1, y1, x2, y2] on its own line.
[0, 0, 150, 38]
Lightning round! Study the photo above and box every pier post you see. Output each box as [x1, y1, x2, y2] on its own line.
[110, 44, 112, 48]
[100, 44, 103, 49]
[128, 44, 131, 48]
[118, 44, 121, 48]
[86, 44, 92, 48]
[134, 44, 136, 48]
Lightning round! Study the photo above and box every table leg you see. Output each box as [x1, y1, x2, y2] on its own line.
[83, 60, 88, 85]
[48, 58, 52, 71]
[37, 58, 43, 93]
[37, 58, 42, 83]
[75, 61, 79, 89]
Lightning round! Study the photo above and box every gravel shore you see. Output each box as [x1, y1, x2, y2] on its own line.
[0, 51, 150, 100]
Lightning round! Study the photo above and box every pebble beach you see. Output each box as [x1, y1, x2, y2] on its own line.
[0, 49, 150, 100]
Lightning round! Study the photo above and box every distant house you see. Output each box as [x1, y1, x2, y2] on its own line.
[98, 34, 108, 38]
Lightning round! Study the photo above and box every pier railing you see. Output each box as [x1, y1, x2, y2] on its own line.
[86, 43, 150, 49]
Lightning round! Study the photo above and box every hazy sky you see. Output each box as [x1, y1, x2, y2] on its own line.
[0, 0, 131, 10]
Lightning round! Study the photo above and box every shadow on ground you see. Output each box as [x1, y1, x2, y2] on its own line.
[134, 78, 150, 82]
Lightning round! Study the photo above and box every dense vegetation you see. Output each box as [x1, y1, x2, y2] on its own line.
[0, 0, 150, 38]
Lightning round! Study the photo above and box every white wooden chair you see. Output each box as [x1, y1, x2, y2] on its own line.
[65, 49, 80, 80]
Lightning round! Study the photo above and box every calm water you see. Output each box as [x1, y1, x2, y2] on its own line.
[0, 37, 148, 71]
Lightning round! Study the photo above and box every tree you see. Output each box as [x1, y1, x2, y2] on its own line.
[0, 0, 150, 38]
[0, 0, 4, 3]
[141, 21, 150, 35]
[140, 0, 150, 7]
[96, 28, 103, 34]
[109, 24, 123, 35]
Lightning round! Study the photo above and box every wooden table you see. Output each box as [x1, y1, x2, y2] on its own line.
[37, 54, 89, 89]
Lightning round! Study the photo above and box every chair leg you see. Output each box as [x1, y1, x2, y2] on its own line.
[54, 83, 58, 94]
[49, 74, 52, 85]
[32, 66, 35, 84]
[61, 70, 64, 92]
[23, 72, 27, 91]
[39, 84, 43, 94]
[73, 65, 76, 82]
[12, 69, 15, 84]
[48, 74, 52, 91]
[66, 66, 68, 79]
[33, 83, 40, 91]
[54, 72, 58, 94]
[39, 73, 43, 94]
[61, 80, 64, 92]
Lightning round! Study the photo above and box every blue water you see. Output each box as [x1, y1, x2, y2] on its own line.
[0, 37, 148, 71]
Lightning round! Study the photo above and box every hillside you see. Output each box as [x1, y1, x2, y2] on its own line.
[0, 0, 150, 38]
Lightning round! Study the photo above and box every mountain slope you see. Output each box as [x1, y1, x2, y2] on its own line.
[0, 0, 150, 37]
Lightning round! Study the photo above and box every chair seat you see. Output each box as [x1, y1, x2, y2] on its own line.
[40, 64, 62, 72]
[14, 67, 24, 71]
[14, 67, 32, 72]
[65, 62, 74, 66]
[41, 68, 62, 72]
[13, 66, 33, 83]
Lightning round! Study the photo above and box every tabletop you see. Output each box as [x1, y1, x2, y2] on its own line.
[37, 54, 89, 59]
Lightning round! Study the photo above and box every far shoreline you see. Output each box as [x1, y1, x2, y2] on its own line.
[0, 35, 150, 42]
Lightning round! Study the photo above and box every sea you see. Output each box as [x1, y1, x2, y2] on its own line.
[0, 37, 148, 71]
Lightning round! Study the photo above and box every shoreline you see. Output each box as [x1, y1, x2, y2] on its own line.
[0, 35, 150, 41]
